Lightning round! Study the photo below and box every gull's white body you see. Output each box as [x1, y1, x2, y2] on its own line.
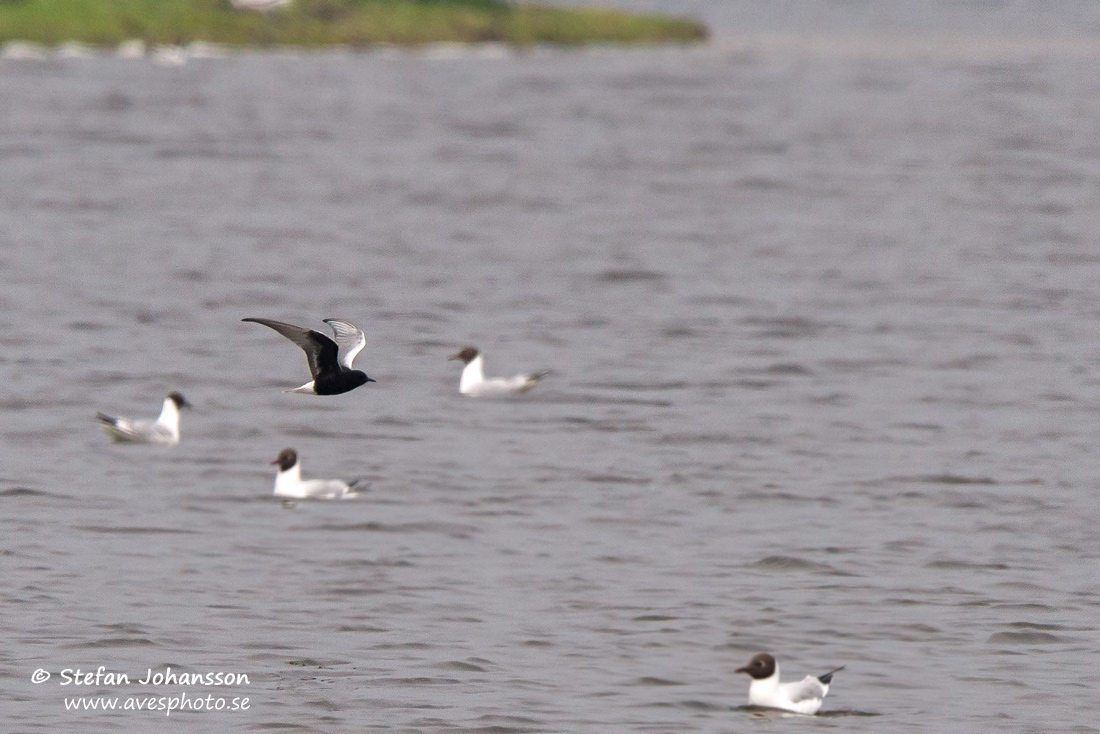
[97, 396, 184, 446]
[273, 455, 360, 500]
[741, 659, 840, 715]
[458, 354, 546, 396]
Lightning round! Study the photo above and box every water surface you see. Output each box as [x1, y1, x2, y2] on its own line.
[2, 20, 1099, 732]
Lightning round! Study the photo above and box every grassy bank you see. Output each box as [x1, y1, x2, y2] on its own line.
[0, 0, 707, 47]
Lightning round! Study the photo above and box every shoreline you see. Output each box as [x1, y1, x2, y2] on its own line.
[0, 37, 708, 63]
[0, 0, 707, 48]
[11, 32, 1094, 66]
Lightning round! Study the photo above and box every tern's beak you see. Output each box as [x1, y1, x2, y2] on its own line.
[448, 352, 462, 361]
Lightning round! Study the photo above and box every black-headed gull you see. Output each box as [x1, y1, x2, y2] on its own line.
[242, 318, 375, 395]
[96, 392, 190, 446]
[448, 346, 550, 396]
[271, 448, 364, 499]
[735, 653, 844, 715]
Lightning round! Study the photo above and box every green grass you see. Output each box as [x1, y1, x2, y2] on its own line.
[0, 0, 707, 47]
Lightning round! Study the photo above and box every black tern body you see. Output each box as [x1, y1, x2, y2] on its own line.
[242, 318, 375, 395]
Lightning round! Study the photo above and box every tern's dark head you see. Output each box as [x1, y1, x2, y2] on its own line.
[271, 448, 298, 471]
[168, 392, 190, 409]
[348, 370, 376, 386]
[449, 346, 480, 364]
[736, 653, 776, 680]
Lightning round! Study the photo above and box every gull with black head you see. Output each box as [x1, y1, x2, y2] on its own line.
[270, 448, 364, 499]
[96, 392, 190, 446]
[242, 317, 375, 395]
[735, 653, 844, 715]
[448, 346, 550, 396]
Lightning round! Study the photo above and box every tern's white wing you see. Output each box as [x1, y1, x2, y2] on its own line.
[783, 676, 827, 704]
[323, 319, 366, 370]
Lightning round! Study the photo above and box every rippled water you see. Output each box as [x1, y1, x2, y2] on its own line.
[3, 15, 1100, 733]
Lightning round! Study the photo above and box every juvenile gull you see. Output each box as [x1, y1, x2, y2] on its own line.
[271, 448, 364, 499]
[735, 653, 844, 715]
[448, 346, 550, 396]
[96, 392, 190, 446]
[242, 317, 375, 395]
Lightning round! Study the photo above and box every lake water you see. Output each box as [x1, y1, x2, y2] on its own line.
[2, 4, 1100, 731]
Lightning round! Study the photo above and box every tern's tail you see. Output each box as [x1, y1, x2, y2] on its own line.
[817, 666, 845, 685]
[95, 412, 118, 427]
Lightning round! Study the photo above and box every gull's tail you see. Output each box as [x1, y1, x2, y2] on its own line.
[818, 666, 845, 685]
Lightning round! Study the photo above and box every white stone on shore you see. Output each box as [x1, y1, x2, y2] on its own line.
[151, 45, 188, 66]
[57, 42, 96, 59]
[186, 41, 229, 59]
[117, 39, 146, 59]
[1, 41, 49, 60]
[230, 0, 292, 10]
